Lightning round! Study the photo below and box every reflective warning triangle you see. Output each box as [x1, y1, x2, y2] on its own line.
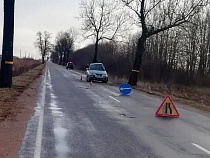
[155, 95, 180, 117]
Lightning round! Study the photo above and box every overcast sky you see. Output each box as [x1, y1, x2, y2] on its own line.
[0, 0, 83, 59]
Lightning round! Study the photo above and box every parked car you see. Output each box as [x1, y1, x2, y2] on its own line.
[66, 62, 74, 70]
[86, 63, 108, 83]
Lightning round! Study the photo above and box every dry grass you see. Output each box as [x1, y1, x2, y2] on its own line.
[0, 64, 45, 120]
[13, 58, 41, 76]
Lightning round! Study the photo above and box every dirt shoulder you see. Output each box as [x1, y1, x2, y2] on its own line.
[0, 64, 45, 158]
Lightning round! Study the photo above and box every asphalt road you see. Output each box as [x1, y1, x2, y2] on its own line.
[18, 62, 210, 158]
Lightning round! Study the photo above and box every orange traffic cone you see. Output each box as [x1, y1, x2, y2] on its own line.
[80, 75, 83, 81]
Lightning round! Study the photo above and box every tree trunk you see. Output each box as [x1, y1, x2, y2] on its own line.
[66, 50, 70, 63]
[62, 51, 66, 66]
[59, 52, 62, 65]
[92, 38, 99, 63]
[128, 36, 146, 86]
[0, 0, 15, 88]
[42, 56, 45, 64]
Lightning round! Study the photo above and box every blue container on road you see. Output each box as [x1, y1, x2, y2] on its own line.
[119, 83, 132, 95]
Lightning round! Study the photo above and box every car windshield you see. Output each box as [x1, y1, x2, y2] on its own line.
[89, 64, 105, 71]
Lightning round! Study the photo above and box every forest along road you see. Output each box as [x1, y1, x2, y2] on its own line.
[18, 62, 210, 158]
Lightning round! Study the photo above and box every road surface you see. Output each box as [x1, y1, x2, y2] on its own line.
[18, 62, 210, 158]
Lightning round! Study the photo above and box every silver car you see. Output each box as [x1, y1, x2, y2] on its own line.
[86, 63, 108, 83]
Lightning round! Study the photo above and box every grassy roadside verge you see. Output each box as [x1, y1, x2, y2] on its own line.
[0, 64, 45, 120]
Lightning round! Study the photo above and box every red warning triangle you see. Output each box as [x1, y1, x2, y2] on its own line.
[155, 95, 179, 117]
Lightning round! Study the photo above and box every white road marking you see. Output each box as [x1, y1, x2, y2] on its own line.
[33, 68, 47, 158]
[192, 143, 210, 155]
[109, 96, 121, 103]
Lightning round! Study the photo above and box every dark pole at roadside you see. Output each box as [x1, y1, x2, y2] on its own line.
[0, 0, 15, 88]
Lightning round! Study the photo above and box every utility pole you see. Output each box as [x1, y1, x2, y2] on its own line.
[0, 0, 15, 88]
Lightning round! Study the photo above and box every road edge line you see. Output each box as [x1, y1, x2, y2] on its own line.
[33, 67, 47, 158]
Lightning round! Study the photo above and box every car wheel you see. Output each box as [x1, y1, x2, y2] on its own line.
[103, 78, 108, 83]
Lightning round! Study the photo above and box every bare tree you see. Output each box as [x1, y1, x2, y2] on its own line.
[79, 0, 129, 63]
[54, 32, 64, 65]
[34, 31, 52, 64]
[206, 11, 210, 74]
[122, 0, 209, 86]
[54, 29, 76, 65]
[197, 10, 209, 76]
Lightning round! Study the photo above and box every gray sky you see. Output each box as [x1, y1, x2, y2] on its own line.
[0, 0, 82, 59]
